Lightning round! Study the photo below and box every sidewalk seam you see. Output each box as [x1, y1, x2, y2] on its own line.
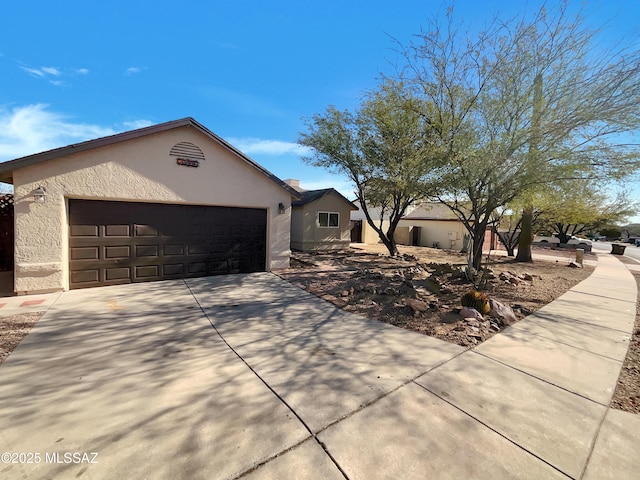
[312, 347, 469, 437]
[472, 350, 613, 407]
[413, 380, 575, 479]
[506, 326, 628, 363]
[578, 407, 610, 480]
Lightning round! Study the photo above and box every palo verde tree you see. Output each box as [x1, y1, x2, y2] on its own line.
[533, 181, 638, 242]
[299, 81, 444, 256]
[396, 2, 640, 269]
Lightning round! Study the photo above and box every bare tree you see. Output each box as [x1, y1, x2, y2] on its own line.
[397, 2, 640, 269]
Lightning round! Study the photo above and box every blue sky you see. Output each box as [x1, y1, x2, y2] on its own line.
[1, 0, 639, 218]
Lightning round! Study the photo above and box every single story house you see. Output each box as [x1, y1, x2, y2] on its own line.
[399, 202, 498, 251]
[398, 202, 468, 250]
[350, 200, 412, 245]
[0, 118, 299, 294]
[286, 179, 358, 251]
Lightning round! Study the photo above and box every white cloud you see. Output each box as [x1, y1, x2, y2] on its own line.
[0, 104, 117, 161]
[125, 66, 145, 75]
[41, 66, 61, 76]
[20, 65, 65, 84]
[75, 68, 90, 75]
[227, 137, 311, 156]
[123, 119, 154, 130]
[20, 66, 45, 77]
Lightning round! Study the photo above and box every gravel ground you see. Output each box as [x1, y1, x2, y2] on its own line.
[280, 245, 594, 347]
[0, 312, 43, 365]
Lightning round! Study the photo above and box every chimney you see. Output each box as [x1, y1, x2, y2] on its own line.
[284, 179, 301, 191]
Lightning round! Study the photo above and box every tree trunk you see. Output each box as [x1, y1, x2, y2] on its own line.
[382, 235, 398, 256]
[516, 74, 542, 263]
[515, 205, 533, 262]
[471, 223, 486, 270]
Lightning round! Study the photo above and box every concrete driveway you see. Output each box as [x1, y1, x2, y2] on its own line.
[0, 273, 464, 479]
[1, 264, 638, 480]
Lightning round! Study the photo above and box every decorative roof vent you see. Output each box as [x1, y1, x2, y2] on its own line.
[170, 142, 205, 167]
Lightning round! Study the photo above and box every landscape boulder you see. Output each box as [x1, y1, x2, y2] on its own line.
[406, 298, 429, 313]
[489, 298, 518, 326]
[460, 306, 484, 322]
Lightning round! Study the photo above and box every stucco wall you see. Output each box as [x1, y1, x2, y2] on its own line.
[291, 193, 351, 251]
[398, 219, 467, 251]
[11, 126, 291, 293]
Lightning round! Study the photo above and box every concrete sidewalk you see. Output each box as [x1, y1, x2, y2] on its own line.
[0, 253, 637, 479]
[318, 252, 639, 480]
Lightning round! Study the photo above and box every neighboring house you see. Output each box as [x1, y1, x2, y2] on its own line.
[350, 200, 412, 245]
[0, 118, 298, 294]
[287, 179, 358, 251]
[400, 202, 501, 252]
[399, 202, 469, 250]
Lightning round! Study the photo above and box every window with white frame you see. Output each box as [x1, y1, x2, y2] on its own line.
[318, 211, 339, 228]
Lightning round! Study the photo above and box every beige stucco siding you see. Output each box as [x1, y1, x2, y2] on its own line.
[291, 193, 351, 251]
[398, 219, 467, 250]
[12, 126, 291, 293]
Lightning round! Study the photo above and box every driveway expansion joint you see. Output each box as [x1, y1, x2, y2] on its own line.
[183, 279, 351, 480]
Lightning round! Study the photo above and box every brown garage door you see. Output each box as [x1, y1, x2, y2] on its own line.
[69, 199, 267, 289]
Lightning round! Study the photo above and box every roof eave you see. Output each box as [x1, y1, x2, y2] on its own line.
[0, 117, 300, 198]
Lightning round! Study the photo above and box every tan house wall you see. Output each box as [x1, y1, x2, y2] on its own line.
[398, 219, 467, 251]
[11, 126, 291, 293]
[291, 193, 351, 251]
[357, 220, 410, 246]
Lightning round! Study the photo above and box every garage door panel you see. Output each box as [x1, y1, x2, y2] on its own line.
[134, 224, 159, 237]
[187, 244, 208, 255]
[105, 267, 130, 281]
[70, 269, 100, 285]
[135, 245, 159, 258]
[164, 244, 185, 256]
[135, 265, 159, 278]
[70, 225, 99, 237]
[188, 262, 207, 274]
[105, 225, 130, 236]
[163, 264, 185, 276]
[70, 247, 99, 260]
[105, 246, 131, 259]
[69, 200, 267, 289]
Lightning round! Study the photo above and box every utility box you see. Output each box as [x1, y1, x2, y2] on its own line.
[448, 231, 458, 240]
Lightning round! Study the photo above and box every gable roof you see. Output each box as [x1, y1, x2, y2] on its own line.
[0, 117, 299, 197]
[402, 202, 463, 221]
[292, 188, 358, 210]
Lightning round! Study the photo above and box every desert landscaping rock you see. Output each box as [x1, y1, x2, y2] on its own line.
[489, 298, 518, 326]
[460, 306, 484, 321]
[280, 245, 594, 348]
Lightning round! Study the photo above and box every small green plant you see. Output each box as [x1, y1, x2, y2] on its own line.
[461, 290, 490, 314]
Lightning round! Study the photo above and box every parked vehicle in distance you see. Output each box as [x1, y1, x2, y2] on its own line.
[534, 234, 592, 248]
